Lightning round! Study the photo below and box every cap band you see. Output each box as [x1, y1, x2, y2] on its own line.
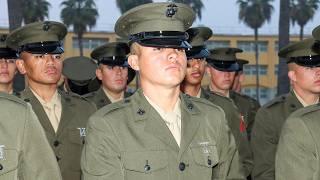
[18, 41, 64, 54]
[288, 55, 320, 67]
[0, 48, 18, 59]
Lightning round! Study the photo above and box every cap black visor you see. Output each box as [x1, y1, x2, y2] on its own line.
[99, 56, 128, 67]
[19, 41, 64, 54]
[130, 31, 191, 49]
[186, 46, 210, 59]
[0, 48, 18, 59]
[288, 55, 320, 67]
[207, 60, 239, 72]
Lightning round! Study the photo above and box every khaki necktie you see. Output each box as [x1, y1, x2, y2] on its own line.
[45, 104, 59, 132]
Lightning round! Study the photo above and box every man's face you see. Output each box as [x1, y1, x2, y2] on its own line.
[129, 44, 187, 89]
[206, 66, 236, 91]
[96, 64, 128, 93]
[0, 58, 17, 84]
[289, 64, 320, 94]
[16, 52, 62, 85]
[184, 58, 206, 86]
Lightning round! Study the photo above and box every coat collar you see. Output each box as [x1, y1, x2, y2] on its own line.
[131, 89, 200, 154]
[21, 88, 76, 136]
[286, 90, 303, 113]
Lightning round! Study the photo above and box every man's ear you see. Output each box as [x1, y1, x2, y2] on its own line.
[206, 66, 212, 77]
[288, 70, 296, 82]
[95, 68, 103, 81]
[15, 59, 26, 74]
[128, 54, 140, 71]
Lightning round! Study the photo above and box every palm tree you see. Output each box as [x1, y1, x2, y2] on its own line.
[22, 0, 51, 24]
[290, 0, 319, 40]
[61, 0, 99, 56]
[277, 0, 290, 95]
[116, 0, 153, 14]
[237, 0, 274, 102]
[171, 0, 204, 20]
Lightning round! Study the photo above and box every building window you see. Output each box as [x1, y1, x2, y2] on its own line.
[205, 40, 230, 49]
[274, 64, 278, 75]
[243, 65, 268, 75]
[72, 37, 109, 49]
[237, 41, 268, 52]
[242, 87, 272, 104]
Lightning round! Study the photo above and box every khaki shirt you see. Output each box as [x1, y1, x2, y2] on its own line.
[31, 89, 62, 132]
[293, 90, 319, 107]
[103, 87, 124, 103]
[145, 95, 181, 146]
[0, 93, 62, 180]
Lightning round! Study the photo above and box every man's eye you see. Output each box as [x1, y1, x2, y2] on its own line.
[153, 47, 162, 51]
[34, 55, 44, 58]
[53, 54, 62, 59]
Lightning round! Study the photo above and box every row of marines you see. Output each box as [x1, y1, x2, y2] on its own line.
[0, 2, 320, 180]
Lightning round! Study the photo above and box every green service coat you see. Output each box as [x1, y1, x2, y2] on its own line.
[201, 89, 253, 177]
[0, 93, 62, 180]
[19, 88, 96, 180]
[83, 87, 132, 109]
[229, 90, 260, 140]
[81, 89, 245, 180]
[276, 104, 320, 180]
[251, 91, 302, 180]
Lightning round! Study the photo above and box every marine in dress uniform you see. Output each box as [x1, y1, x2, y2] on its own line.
[206, 48, 260, 139]
[275, 104, 320, 180]
[6, 21, 97, 180]
[81, 2, 245, 180]
[0, 92, 62, 180]
[180, 26, 253, 177]
[83, 42, 135, 109]
[251, 38, 320, 180]
[62, 56, 97, 95]
[232, 58, 248, 93]
[0, 35, 19, 95]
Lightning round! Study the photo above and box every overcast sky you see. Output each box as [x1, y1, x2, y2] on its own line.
[0, 0, 319, 35]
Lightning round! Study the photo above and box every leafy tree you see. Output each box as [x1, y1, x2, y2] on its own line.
[116, 0, 153, 14]
[22, 0, 51, 24]
[171, 0, 204, 20]
[61, 0, 99, 56]
[237, 0, 274, 102]
[290, 0, 319, 40]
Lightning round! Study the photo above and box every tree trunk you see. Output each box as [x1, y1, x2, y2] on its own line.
[299, 25, 304, 40]
[254, 28, 260, 103]
[78, 32, 84, 56]
[277, 0, 290, 95]
[7, 0, 23, 31]
[7, 0, 25, 92]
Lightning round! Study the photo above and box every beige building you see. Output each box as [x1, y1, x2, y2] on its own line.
[0, 28, 304, 104]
